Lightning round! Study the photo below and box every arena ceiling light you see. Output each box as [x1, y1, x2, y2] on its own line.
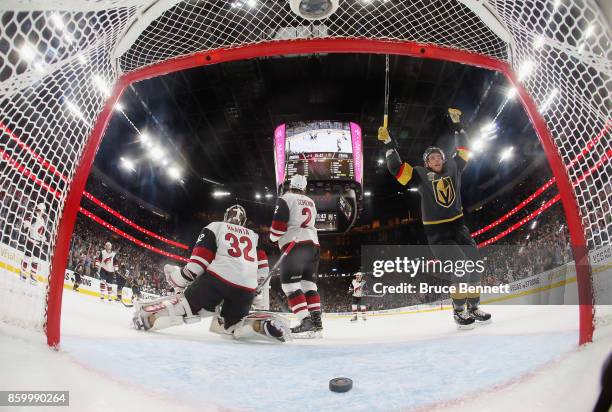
[533, 35, 546, 49]
[212, 191, 231, 198]
[499, 146, 514, 163]
[505, 87, 517, 99]
[364, 191, 371, 197]
[377, 158, 384, 165]
[480, 121, 496, 134]
[289, 0, 340, 21]
[148, 145, 165, 161]
[471, 138, 486, 152]
[114, 102, 124, 112]
[119, 156, 135, 172]
[265, 193, 274, 199]
[65, 100, 84, 120]
[517, 60, 535, 82]
[255, 193, 262, 199]
[92, 75, 111, 97]
[19, 43, 36, 62]
[539, 88, 559, 113]
[167, 166, 181, 180]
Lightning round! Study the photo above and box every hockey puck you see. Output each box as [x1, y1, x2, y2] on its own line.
[329, 377, 353, 393]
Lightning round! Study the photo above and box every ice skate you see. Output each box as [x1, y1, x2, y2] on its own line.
[350, 315, 358, 322]
[291, 317, 317, 338]
[469, 307, 492, 324]
[310, 311, 323, 331]
[454, 309, 475, 330]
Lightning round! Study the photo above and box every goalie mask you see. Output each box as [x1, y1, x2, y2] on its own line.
[224, 204, 247, 226]
[423, 146, 446, 164]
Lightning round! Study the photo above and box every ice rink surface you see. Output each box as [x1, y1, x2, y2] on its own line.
[1, 287, 610, 412]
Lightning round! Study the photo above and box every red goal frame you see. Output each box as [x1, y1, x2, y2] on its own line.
[46, 38, 594, 348]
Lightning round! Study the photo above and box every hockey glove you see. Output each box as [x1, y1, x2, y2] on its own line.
[447, 108, 463, 132]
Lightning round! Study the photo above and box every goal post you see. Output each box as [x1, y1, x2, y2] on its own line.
[47, 38, 595, 346]
[0, 0, 609, 348]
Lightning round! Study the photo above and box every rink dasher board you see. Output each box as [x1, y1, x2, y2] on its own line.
[0, 242, 158, 304]
[0, 242, 610, 316]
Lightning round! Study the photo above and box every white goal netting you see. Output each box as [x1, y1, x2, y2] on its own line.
[0, 0, 610, 344]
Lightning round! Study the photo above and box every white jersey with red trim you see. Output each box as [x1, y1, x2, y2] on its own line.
[185, 221, 268, 291]
[22, 214, 45, 243]
[351, 279, 366, 297]
[270, 191, 319, 249]
[96, 250, 118, 273]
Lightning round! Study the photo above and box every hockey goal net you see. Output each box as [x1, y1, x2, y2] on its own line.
[0, 0, 609, 347]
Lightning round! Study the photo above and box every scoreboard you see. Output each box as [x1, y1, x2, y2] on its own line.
[285, 152, 354, 181]
[274, 121, 363, 234]
[274, 121, 363, 187]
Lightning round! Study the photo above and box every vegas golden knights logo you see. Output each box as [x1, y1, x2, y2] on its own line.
[432, 176, 456, 208]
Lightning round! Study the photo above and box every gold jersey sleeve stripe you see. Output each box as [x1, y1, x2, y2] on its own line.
[422, 213, 464, 225]
[395, 162, 413, 185]
[456, 146, 470, 162]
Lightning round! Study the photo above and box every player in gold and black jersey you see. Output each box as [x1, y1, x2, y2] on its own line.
[379, 108, 491, 329]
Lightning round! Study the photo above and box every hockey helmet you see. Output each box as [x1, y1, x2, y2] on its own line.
[289, 174, 308, 192]
[355, 272, 363, 280]
[423, 146, 446, 164]
[224, 204, 247, 226]
[104, 241, 112, 250]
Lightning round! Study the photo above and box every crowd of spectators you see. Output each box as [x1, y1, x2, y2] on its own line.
[65, 171, 579, 314]
[67, 216, 174, 296]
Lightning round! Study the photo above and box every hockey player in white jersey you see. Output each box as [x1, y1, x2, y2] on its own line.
[95, 242, 118, 302]
[348, 272, 367, 321]
[270, 174, 322, 335]
[133, 204, 289, 343]
[20, 203, 46, 284]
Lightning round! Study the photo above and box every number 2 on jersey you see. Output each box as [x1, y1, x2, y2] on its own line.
[301, 207, 312, 228]
[225, 233, 255, 261]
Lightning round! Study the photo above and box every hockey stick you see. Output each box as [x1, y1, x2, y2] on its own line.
[113, 271, 137, 307]
[363, 293, 386, 298]
[383, 54, 390, 130]
[256, 238, 296, 293]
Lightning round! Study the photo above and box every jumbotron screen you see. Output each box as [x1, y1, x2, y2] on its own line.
[274, 121, 363, 187]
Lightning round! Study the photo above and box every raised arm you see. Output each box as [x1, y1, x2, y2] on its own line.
[448, 108, 471, 171]
[378, 126, 419, 186]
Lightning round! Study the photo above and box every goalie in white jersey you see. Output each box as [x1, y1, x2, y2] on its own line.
[20, 203, 47, 284]
[133, 204, 289, 343]
[270, 174, 322, 335]
[348, 272, 367, 321]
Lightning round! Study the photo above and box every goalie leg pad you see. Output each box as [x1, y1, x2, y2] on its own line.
[133, 295, 196, 331]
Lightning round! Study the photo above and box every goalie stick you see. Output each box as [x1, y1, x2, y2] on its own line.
[256, 238, 296, 293]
